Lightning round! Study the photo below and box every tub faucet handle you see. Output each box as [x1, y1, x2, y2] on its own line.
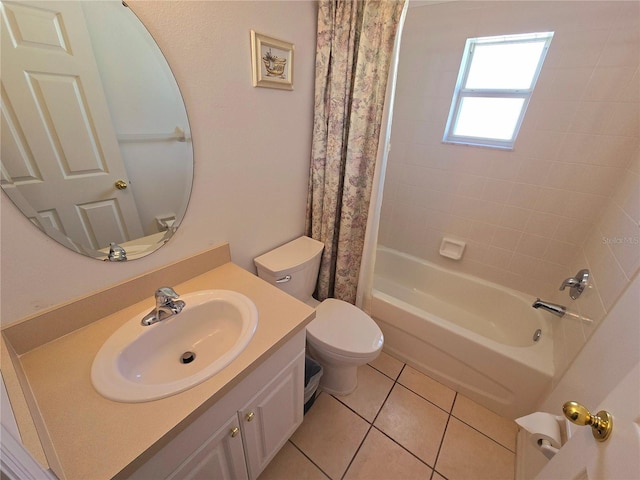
[559, 269, 590, 300]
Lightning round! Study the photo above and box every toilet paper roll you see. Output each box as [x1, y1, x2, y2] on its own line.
[515, 412, 562, 449]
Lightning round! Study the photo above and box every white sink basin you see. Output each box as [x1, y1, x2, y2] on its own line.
[91, 290, 258, 402]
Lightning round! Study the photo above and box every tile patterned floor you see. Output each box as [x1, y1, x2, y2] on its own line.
[259, 352, 517, 480]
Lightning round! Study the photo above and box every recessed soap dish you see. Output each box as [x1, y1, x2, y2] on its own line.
[439, 237, 466, 260]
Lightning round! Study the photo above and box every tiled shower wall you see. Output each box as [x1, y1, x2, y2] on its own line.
[549, 149, 639, 380]
[379, 1, 639, 378]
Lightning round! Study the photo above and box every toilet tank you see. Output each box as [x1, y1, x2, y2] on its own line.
[254, 236, 324, 302]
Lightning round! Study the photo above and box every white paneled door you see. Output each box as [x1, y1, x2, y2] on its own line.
[1, 0, 143, 251]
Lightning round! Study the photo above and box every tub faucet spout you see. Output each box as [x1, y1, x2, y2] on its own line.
[532, 298, 566, 318]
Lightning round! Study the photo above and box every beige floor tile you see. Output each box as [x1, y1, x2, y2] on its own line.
[436, 417, 515, 480]
[452, 394, 518, 451]
[368, 350, 404, 380]
[291, 393, 370, 480]
[259, 441, 329, 480]
[343, 427, 433, 480]
[373, 384, 449, 467]
[432, 472, 447, 480]
[335, 365, 394, 422]
[397, 366, 456, 412]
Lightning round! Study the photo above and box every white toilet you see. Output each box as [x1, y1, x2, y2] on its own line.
[254, 236, 383, 395]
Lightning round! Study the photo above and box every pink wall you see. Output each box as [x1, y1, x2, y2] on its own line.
[0, 1, 318, 326]
[380, 1, 639, 379]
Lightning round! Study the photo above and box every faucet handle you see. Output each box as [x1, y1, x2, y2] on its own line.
[155, 286, 180, 304]
[559, 277, 579, 290]
[107, 242, 127, 262]
[559, 269, 590, 300]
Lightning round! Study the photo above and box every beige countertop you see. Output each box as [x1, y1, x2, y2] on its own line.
[3, 245, 314, 480]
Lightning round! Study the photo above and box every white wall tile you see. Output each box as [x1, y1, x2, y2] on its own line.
[598, 28, 640, 68]
[516, 233, 551, 258]
[601, 210, 640, 279]
[583, 66, 637, 102]
[524, 211, 562, 237]
[488, 155, 523, 181]
[380, 0, 640, 385]
[553, 217, 592, 245]
[499, 205, 531, 231]
[553, 28, 609, 68]
[544, 239, 578, 267]
[616, 173, 640, 223]
[508, 183, 542, 208]
[491, 226, 523, 252]
[568, 104, 615, 135]
[603, 102, 640, 137]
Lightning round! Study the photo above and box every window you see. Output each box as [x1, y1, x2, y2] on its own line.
[443, 32, 554, 149]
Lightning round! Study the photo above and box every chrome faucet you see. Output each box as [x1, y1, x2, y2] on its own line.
[532, 298, 566, 318]
[107, 242, 127, 262]
[559, 269, 590, 300]
[141, 287, 186, 326]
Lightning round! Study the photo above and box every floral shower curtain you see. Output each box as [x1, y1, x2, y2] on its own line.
[305, 0, 405, 303]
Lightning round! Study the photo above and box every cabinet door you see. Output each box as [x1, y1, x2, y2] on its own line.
[167, 414, 248, 480]
[240, 352, 305, 479]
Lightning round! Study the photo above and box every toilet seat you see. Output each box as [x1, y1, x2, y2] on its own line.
[306, 299, 383, 358]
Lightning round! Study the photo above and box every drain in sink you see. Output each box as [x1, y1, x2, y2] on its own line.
[180, 351, 196, 364]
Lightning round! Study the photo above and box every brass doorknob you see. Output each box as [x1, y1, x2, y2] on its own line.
[563, 401, 613, 442]
[245, 412, 255, 422]
[230, 426, 239, 438]
[114, 180, 128, 190]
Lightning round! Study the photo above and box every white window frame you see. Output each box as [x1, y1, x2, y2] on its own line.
[443, 32, 554, 150]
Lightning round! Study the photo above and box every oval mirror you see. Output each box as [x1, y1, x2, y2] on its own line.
[0, 0, 193, 261]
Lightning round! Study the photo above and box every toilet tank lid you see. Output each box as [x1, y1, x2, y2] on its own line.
[254, 236, 324, 275]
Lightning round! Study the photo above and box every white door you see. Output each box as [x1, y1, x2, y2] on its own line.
[1, 0, 144, 250]
[537, 362, 640, 479]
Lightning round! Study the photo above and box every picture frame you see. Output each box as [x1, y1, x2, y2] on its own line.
[251, 30, 294, 90]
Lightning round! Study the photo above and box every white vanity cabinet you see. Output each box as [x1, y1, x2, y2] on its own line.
[127, 331, 305, 480]
[239, 348, 305, 478]
[167, 414, 248, 480]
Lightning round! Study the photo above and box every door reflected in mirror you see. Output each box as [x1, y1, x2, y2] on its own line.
[1, 0, 193, 260]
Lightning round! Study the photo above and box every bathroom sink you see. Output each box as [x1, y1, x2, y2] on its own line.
[91, 290, 258, 402]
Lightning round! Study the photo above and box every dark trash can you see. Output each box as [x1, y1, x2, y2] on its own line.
[304, 356, 323, 414]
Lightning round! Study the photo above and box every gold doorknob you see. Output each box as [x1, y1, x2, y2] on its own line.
[245, 412, 255, 422]
[114, 180, 128, 190]
[563, 401, 613, 442]
[230, 427, 239, 438]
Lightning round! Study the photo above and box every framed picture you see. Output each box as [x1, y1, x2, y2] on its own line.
[251, 30, 294, 90]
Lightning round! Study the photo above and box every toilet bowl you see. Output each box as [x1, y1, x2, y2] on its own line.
[254, 236, 384, 395]
[306, 298, 383, 394]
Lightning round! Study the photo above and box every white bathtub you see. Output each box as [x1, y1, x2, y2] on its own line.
[370, 246, 554, 419]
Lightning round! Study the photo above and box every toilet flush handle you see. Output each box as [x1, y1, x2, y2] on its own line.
[276, 275, 292, 284]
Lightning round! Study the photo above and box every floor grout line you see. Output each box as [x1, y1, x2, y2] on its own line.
[289, 356, 516, 480]
[430, 391, 458, 479]
[337, 363, 449, 479]
[449, 415, 518, 453]
[337, 363, 403, 480]
[367, 361, 405, 382]
[287, 439, 333, 480]
[371, 424, 437, 473]
[390, 376, 518, 453]
[339, 423, 373, 480]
